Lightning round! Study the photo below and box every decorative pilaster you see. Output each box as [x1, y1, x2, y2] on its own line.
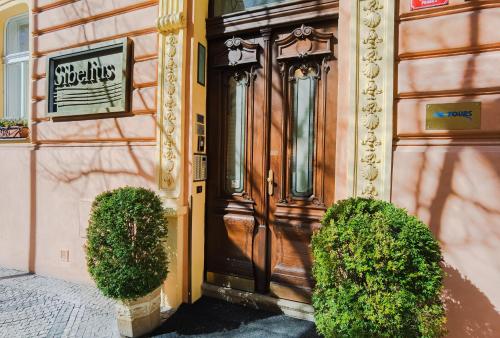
[157, 0, 186, 197]
[351, 0, 395, 200]
[156, 0, 189, 309]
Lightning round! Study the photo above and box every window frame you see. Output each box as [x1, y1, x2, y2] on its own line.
[210, 0, 299, 17]
[3, 12, 29, 121]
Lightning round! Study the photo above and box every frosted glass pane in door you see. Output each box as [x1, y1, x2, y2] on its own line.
[291, 72, 316, 197]
[225, 76, 247, 193]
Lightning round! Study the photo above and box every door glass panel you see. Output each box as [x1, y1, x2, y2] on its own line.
[225, 74, 247, 193]
[213, 0, 291, 16]
[291, 67, 316, 197]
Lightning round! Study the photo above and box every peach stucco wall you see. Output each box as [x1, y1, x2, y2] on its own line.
[393, 1, 500, 336]
[0, 144, 32, 270]
[0, 0, 159, 283]
[33, 144, 157, 282]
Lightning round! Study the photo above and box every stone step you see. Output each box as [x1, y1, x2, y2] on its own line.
[201, 282, 315, 322]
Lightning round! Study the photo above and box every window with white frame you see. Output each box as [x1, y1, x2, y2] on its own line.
[4, 13, 29, 120]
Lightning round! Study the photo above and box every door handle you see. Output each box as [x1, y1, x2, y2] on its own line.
[267, 169, 274, 196]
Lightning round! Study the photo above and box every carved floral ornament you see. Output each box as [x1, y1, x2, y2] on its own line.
[358, 0, 385, 198]
[231, 69, 254, 86]
[274, 24, 335, 86]
[156, 8, 186, 192]
[213, 36, 260, 68]
[288, 62, 320, 81]
[160, 34, 180, 189]
[276, 24, 335, 61]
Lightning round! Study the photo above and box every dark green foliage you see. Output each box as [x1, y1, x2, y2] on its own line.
[312, 198, 446, 338]
[86, 187, 168, 300]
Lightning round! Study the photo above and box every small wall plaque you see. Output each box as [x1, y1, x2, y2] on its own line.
[47, 38, 131, 117]
[426, 102, 481, 130]
[197, 43, 206, 86]
[411, 0, 449, 10]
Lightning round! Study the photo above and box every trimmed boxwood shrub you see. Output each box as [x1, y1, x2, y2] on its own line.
[86, 187, 168, 300]
[312, 198, 445, 338]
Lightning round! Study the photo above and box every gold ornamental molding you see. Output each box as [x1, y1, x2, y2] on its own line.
[157, 12, 185, 34]
[350, 0, 395, 200]
[157, 0, 186, 197]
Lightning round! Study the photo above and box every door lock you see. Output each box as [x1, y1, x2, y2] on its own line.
[267, 169, 274, 196]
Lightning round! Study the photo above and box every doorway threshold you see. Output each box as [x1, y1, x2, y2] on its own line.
[201, 282, 314, 322]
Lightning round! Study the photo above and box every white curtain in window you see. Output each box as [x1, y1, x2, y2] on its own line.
[4, 14, 29, 120]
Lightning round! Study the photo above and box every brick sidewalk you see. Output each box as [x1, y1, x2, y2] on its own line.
[0, 268, 118, 338]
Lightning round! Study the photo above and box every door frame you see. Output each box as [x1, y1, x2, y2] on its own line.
[204, 0, 340, 301]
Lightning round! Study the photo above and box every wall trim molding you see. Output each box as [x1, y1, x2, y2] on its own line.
[32, 0, 158, 36]
[33, 28, 158, 57]
[398, 43, 500, 61]
[397, 86, 500, 100]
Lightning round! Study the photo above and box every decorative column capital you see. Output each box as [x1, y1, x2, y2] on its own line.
[156, 12, 186, 34]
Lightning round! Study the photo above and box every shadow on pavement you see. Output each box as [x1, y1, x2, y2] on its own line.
[149, 297, 320, 338]
[0, 272, 32, 281]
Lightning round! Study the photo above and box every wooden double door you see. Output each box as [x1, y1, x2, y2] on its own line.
[206, 19, 338, 303]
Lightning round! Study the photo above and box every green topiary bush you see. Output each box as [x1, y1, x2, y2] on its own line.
[86, 187, 168, 300]
[312, 198, 446, 338]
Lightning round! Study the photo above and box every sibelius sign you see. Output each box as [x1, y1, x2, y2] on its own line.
[53, 62, 117, 87]
[46, 38, 131, 117]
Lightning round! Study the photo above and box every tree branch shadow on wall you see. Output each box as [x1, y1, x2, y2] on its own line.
[413, 145, 500, 338]
[443, 264, 500, 338]
[396, 3, 500, 337]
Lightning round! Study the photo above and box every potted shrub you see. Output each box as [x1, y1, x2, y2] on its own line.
[312, 198, 446, 338]
[0, 119, 29, 139]
[86, 187, 168, 337]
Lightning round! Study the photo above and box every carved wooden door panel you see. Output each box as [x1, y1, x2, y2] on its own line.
[206, 33, 267, 293]
[268, 23, 338, 303]
[206, 21, 337, 303]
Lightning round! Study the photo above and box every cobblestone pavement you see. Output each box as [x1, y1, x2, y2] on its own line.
[0, 267, 119, 338]
[0, 267, 318, 338]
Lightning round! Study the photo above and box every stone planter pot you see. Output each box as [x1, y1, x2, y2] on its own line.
[0, 126, 29, 139]
[115, 287, 161, 337]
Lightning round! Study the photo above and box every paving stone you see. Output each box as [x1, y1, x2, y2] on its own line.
[0, 269, 119, 338]
[0, 267, 317, 337]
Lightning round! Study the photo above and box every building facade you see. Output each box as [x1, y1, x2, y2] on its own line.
[0, 0, 498, 336]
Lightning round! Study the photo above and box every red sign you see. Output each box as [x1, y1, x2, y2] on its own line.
[411, 0, 449, 10]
